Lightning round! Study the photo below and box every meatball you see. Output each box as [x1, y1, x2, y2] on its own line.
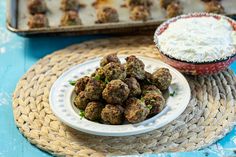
[74, 76, 90, 94]
[166, 1, 183, 18]
[102, 80, 130, 104]
[100, 53, 121, 67]
[84, 78, 105, 101]
[85, 102, 104, 121]
[160, 0, 174, 9]
[125, 55, 145, 80]
[61, 11, 82, 26]
[28, 14, 49, 28]
[141, 84, 162, 95]
[139, 71, 153, 86]
[103, 62, 126, 81]
[96, 6, 119, 23]
[124, 77, 141, 97]
[74, 91, 90, 110]
[152, 68, 172, 91]
[101, 104, 124, 125]
[130, 6, 150, 21]
[124, 98, 149, 123]
[28, 0, 47, 14]
[60, 0, 78, 11]
[205, 1, 224, 14]
[142, 92, 165, 117]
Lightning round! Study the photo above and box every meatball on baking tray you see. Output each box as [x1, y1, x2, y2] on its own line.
[49, 54, 191, 136]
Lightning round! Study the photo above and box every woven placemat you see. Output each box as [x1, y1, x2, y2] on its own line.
[13, 36, 236, 157]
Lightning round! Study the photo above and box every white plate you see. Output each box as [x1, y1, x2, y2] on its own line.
[49, 55, 191, 136]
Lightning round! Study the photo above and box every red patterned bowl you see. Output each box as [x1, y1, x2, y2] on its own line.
[154, 13, 236, 75]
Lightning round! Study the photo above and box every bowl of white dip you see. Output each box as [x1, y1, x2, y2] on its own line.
[154, 13, 236, 75]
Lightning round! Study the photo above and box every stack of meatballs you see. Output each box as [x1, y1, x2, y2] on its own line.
[73, 54, 172, 125]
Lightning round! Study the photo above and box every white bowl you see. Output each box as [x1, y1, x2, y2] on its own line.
[49, 55, 191, 136]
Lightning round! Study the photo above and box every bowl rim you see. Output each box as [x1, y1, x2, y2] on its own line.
[154, 12, 236, 64]
[158, 48, 236, 65]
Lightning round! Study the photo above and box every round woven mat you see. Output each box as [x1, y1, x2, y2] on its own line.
[13, 36, 236, 157]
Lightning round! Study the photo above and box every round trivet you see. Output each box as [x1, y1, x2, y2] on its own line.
[13, 36, 236, 157]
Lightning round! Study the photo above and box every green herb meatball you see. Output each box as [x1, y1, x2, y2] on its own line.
[74, 76, 90, 94]
[142, 92, 165, 117]
[60, 0, 78, 11]
[28, 0, 47, 14]
[125, 55, 145, 80]
[74, 91, 90, 110]
[152, 68, 172, 91]
[100, 53, 121, 67]
[124, 77, 141, 97]
[84, 78, 105, 101]
[101, 104, 124, 125]
[85, 102, 104, 121]
[124, 98, 150, 123]
[103, 62, 126, 81]
[102, 80, 130, 104]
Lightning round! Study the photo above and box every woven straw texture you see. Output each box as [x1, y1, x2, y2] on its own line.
[13, 36, 236, 157]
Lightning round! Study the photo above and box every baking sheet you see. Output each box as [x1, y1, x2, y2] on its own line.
[8, 0, 236, 36]
[17, 0, 205, 29]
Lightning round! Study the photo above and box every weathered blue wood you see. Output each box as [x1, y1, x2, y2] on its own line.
[0, 1, 235, 156]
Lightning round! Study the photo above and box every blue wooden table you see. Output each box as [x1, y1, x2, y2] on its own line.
[1, 1, 236, 157]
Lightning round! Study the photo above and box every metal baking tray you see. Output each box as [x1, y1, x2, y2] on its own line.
[7, 0, 236, 37]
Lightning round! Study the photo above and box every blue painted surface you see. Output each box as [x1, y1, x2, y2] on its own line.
[0, 1, 235, 157]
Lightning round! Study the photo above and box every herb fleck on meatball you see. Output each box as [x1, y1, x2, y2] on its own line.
[85, 102, 104, 121]
[125, 98, 149, 123]
[103, 62, 126, 81]
[60, 0, 78, 11]
[124, 77, 141, 97]
[125, 55, 145, 80]
[84, 78, 105, 101]
[91, 67, 106, 80]
[100, 53, 121, 67]
[101, 104, 124, 125]
[102, 80, 130, 104]
[152, 68, 172, 91]
[142, 92, 165, 117]
[74, 76, 90, 94]
[96, 6, 119, 23]
[74, 91, 90, 110]
[28, 0, 47, 14]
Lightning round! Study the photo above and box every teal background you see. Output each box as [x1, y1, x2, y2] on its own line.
[0, 1, 236, 157]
